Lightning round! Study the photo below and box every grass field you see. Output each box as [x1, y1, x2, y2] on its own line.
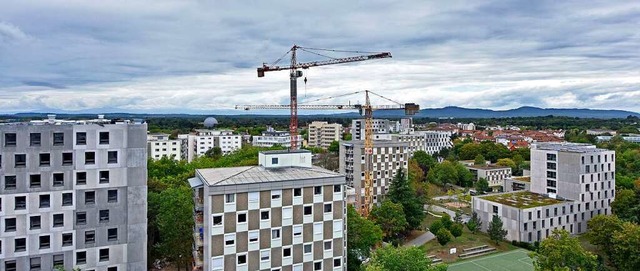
[447, 249, 534, 271]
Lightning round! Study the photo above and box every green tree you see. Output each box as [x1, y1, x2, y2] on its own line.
[440, 213, 453, 230]
[586, 215, 624, 258]
[458, 143, 482, 160]
[436, 228, 453, 245]
[454, 162, 474, 187]
[365, 245, 447, 271]
[474, 178, 490, 193]
[153, 186, 194, 270]
[387, 169, 425, 230]
[454, 210, 463, 224]
[610, 222, 640, 271]
[347, 205, 383, 271]
[413, 150, 437, 173]
[450, 223, 463, 238]
[429, 220, 444, 235]
[488, 215, 507, 244]
[328, 140, 340, 153]
[427, 160, 458, 186]
[474, 154, 487, 165]
[611, 189, 639, 223]
[496, 158, 517, 172]
[369, 200, 408, 241]
[530, 229, 599, 271]
[408, 159, 428, 198]
[204, 146, 222, 159]
[467, 211, 482, 233]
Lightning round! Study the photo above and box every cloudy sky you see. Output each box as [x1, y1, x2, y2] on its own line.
[1, 0, 639, 114]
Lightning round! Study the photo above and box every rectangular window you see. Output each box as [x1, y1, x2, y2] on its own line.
[314, 186, 322, 195]
[261, 210, 270, 220]
[15, 196, 26, 210]
[76, 172, 87, 185]
[272, 229, 281, 239]
[324, 240, 332, 250]
[30, 216, 41, 230]
[546, 153, 556, 161]
[15, 238, 26, 252]
[62, 152, 73, 165]
[314, 261, 322, 270]
[493, 205, 498, 214]
[334, 258, 342, 267]
[85, 152, 95, 164]
[76, 252, 87, 265]
[40, 153, 51, 166]
[324, 203, 332, 213]
[261, 250, 270, 261]
[30, 257, 41, 269]
[40, 194, 50, 208]
[85, 191, 96, 204]
[283, 247, 292, 257]
[212, 215, 223, 226]
[108, 228, 118, 241]
[99, 132, 110, 144]
[107, 190, 118, 203]
[334, 185, 342, 192]
[15, 154, 26, 167]
[4, 176, 16, 190]
[304, 244, 312, 254]
[53, 213, 64, 227]
[237, 254, 247, 265]
[99, 210, 110, 222]
[62, 193, 73, 206]
[30, 174, 41, 188]
[77, 212, 87, 225]
[62, 233, 72, 246]
[271, 190, 281, 199]
[249, 231, 259, 242]
[99, 248, 109, 261]
[237, 213, 247, 223]
[294, 188, 302, 197]
[272, 157, 278, 164]
[293, 225, 302, 236]
[76, 132, 87, 145]
[53, 132, 64, 145]
[4, 133, 17, 146]
[85, 231, 95, 244]
[30, 133, 41, 146]
[225, 194, 235, 203]
[53, 254, 64, 266]
[108, 151, 118, 164]
[225, 234, 235, 246]
[99, 171, 110, 184]
[53, 173, 64, 186]
[5, 218, 17, 232]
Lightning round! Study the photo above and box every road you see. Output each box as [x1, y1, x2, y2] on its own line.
[425, 204, 471, 224]
[404, 231, 435, 247]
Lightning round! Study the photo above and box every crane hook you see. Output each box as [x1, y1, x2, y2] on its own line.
[304, 76, 308, 98]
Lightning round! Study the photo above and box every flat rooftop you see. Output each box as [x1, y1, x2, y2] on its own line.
[197, 165, 342, 186]
[511, 176, 531, 182]
[480, 191, 567, 208]
[533, 142, 607, 153]
[466, 164, 511, 170]
[0, 115, 143, 126]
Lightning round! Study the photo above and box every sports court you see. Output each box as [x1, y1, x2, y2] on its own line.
[447, 249, 534, 271]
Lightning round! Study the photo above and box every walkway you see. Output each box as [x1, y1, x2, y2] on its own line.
[404, 231, 436, 247]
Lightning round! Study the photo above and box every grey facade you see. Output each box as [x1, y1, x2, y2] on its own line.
[0, 117, 147, 271]
[466, 165, 512, 191]
[191, 150, 347, 271]
[338, 140, 409, 210]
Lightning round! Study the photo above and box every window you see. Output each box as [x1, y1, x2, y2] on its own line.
[294, 188, 302, 197]
[224, 234, 235, 246]
[30, 133, 41, 146]
[40, 194, 50, 208]
[5, 175, 16, 190]
[108, 228, 118, 241]
[99, 210, 110, 222]
[99, 248, 109, 261]
[314, 186, 322, 195]
[272, 228, 281, 239]
[15, 196, 26, 210]
[62, 193, 73, 206]
[211, 256, 224, 270]
[5, 218, 16, 232]
[334, 185, 341, 192]
[108, 151, 118, 164]
[304, 244, 312, 254]
[76, 172, 87, 185]
[99, 171, 110, 184]
[324, 240, 332, 250]
[304, 205, 313, 215]
[15, 154, 26, 167]
[62, 152, 73, 165]
[85, 152, 95, 164]
[53, 173, 64, 186]
[261, 210, 270, 220]
[30, 216, 41, 230]
[85, 230, 95, 244]
[77, 212, 87, 225]
[15, 238, 26, 252]
[272, 157, 278, 164]
[76, 132, 87, 145]
[493, 205, 498, 214]
[314, 222, 322, 236]
[40, 153, 51, 166]
[293, 225, 303, 236]
[30, 174, 41, 187]
[212, 215, 223, 226]
[249, 231, 259, 242]
[314, 261, 322, 270]
[4, 133, 16, 146]
[77, 251, 87, 265]
[237, 254, 247, 265]
[108, 190, 118, 203]
[30, 257, 41, 269]
[237, 213, 247, 223]
[62, 233, 73, 246]
[324, 203, 332, 213]
[334, 258, 342, 267]
[53, 132, 64, 145]
[99, 132, 110, 144]
[283, 247, 292, 257]
[5, 261, 16, 271]
[547, 153, 556, 161]
[225, 194, 235, 203]
[271, 190, 281, 199]
[53, 254, 64, 266]
[261, 250, 270, 261]
[53, 214, 64, 227]
[85, 191, 95, 204]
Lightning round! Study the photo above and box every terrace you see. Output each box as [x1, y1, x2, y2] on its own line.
[480, 191, 566, 209]
[511, 176, 530, 182]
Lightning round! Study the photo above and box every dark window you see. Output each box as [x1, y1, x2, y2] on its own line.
[5, 175, 16, 190]
[99, 210, 110, 222]
[324, 203, 332, 213]
[5, 261, 17, 271]
[39, 235, 50, 249]
[99, 132, 110, 144]
[5, 218, 17, 232]
[546, 162, 556, 170]
[76, 172, 87, 185]
[546, 171, 556, 178]
[99, 171, 110, 184]
[546, 180, 557, 187]
[53, 214, 64, 227]
[15, 154, 26, 167]
[62, 193, 73, 206]
[62, 152, 73, 165]
[108, 151, 118, 164]
[334, 185, 341, 192]
[294, 188, 302, 196]
[334, 258, 342, 267]
[99, 248, 110, 261]
[76, 132, 87, 145]
[85, 230, 95, 244]
[4, 133, 17, 146]
[546, 153, 556, 161]
[314, 186, 322, 195]
[40, 153, 51, 166]
[237, 213, 246, 223]
[493, 205, 499, 214]
[108, 190, 118, 203]
[261, 210, 269, 220]
[15, 196, 26, 210]
[108, 267, 117, 271]
[15, 238, 26, 252]
[212, 215, 222, 226]
[283, 247, 291, 257]
[85, 191, 95, 204]
[53, 254, 64, 267]
[272, 157, 278, 164]
[40, 194, 50, 208]
[30, 257, 41, 269]
[238, 255, 247, 265]
[53, 132, 64, 145]
[108, 228, 118, 241]
[85, 152, 95, 164]
[30, 174, 41, 187]
[304, 206, 313, 215]
[314, 261, 322, 270]
[76, 251, 87, 265]
[62, 233, 72, 246]
[53, 173, 64, 186]
[30, 216, 41, 230]
[77, 212, 87, 225]
[30, 133, 41, 146]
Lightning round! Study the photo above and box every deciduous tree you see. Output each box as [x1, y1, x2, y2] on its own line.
[436, 228, 453, 245]
[369, 200, 408, 241]
[347, 205, 383, 271]
[450, 223, 463, 238]
[474, 154, 486, 165]
[530, 229, 599, 271]
[365, 245, 447, 271]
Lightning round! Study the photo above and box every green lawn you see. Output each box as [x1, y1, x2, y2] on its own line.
[448, 249, 534, 271]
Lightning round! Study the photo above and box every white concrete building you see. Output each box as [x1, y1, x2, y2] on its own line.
[419, 130, 453, 155]
[351, 119, 390, 141]
[457, 123, 476, 131]
[465, 164, 512, 191]
[252, 127, 301, 148]
[147, 133, 182, 160]
[183, 130, 242, 162]
[308, 122, 342, 149]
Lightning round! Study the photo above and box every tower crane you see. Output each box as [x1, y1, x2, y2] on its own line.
[256, 45, 392, 150]
[237, 90, 419, 216]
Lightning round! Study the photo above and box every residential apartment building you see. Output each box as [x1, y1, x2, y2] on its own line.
[252, 128, 301, 149]
[351, 119, 390, 141]
[472, 142, 615, 242]
[0, 115, 147, 271]
[147, 133, 182, 160]
[465, 164, 512, 191]
[189, 150, 347, 271]
[183, 129, 242, 162]
[308, 122, 342, 149]
[418, 131, 453, 155]
[338, 140, 409, 210]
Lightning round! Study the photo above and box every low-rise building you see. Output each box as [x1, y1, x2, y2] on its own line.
[504, 176, 531, 192]
[252, 127, 301, 148]
[466, 164, 512, 191]
[308, 122, 342, 149]
[147, 133, 182, 160]
[189, 150, 347, 271]
[183, 129, 242, 161]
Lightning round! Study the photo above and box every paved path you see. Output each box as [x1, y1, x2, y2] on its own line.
[425, 205, 471, 223]
[404, 231, 436, 247]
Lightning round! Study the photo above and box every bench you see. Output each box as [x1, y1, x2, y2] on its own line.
[459, 247, 496, 258]
[462, 245, 489, 253]
[427, 255, 442, 264]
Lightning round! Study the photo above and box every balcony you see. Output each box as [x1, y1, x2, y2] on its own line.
[194, 210, 204, 226]
[192, 248, 204, 269]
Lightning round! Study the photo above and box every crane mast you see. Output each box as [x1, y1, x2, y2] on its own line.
[362, 91, 374, 216]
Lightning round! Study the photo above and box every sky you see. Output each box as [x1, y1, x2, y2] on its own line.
[1, 0, 639, 114]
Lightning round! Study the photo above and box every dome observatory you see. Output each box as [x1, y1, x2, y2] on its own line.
[204, 117, 218, 128]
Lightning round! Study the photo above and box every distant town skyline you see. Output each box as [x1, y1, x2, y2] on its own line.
[1, 1, 639, 113]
